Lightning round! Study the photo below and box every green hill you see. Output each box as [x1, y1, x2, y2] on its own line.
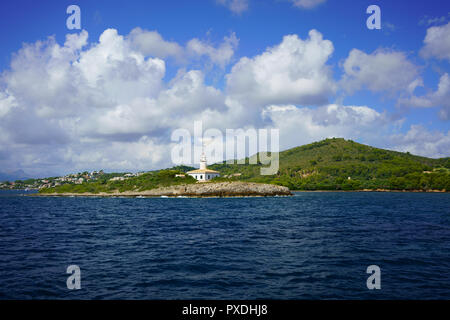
[38, 138, 450, 194]
[209, 138, 450, 191]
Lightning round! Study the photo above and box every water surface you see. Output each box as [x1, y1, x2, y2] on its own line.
[0, 191, 449, 299]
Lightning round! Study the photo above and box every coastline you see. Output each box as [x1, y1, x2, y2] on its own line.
[27, 188, 449, 197]
[291, 189, 448, 193]
[32, 181, 293, 198]
[30, 193, 291, 198]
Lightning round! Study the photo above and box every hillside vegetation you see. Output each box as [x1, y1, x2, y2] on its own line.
[39, 168, 197, 194]
[39, 138, 450, 193]
[209, 138, 450, 191]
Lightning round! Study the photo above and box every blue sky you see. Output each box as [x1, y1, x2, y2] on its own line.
[0, 0, 449, 177]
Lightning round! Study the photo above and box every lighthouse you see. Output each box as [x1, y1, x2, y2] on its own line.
[200, 152, 207, 170]
[187, 149, 220, 182]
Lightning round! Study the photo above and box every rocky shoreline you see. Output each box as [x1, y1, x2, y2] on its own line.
[291, 189, 447, 193]
[34, 182, 293, 198]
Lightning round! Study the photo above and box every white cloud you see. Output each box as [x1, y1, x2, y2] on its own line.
[420, 22, 450, 61]
[217, 0, 249, 14]
[290, 0, 326, 9]
[0, 91, 17, 118]
[64, 30, 89, 51]
[2, 29, 166, 123]
[64, 136, 171, 173]
[128, 27, 184, 60]
[0, 27, 448, 176]
[186, 32, 239, 68]
[262, 103, 388, 150]
[128, 27, 239, 67]
[264, 103, 449, 159]
[341, 48, 421, 94]
[226, 30, 336, 108]
[390, 125, 450, 158]
[398, 73, 450, 120]
[0, 28, 234, 175]
[76, 29, 166, 102]
[87, 69, 226, 138]
[419, 13, 450, 26]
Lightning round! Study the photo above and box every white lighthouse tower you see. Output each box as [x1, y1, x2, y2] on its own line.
[199, 151, 207, 170]
[186, 144, 220, 182]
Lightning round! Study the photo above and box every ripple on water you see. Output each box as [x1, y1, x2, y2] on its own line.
[0, 191, 449, 299]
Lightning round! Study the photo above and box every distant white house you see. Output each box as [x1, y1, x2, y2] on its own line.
[109, 176, 126, 181]
[187, 152, 220, 182]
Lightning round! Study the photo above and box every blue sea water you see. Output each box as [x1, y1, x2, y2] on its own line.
[0, 190, 449, 299]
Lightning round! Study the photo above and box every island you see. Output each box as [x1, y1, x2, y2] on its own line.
[3, 138, 449, 194]
[34, 181, 292, 198]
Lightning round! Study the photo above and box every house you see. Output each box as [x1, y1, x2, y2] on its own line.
[109, 176, 126, 181]
[187, 152, 220, 182]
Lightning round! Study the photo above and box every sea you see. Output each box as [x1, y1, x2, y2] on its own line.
[0, 190, 449, 299]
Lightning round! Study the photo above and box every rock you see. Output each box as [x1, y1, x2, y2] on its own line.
[139, 182, 292, 197]
[35, 182, 292, 197]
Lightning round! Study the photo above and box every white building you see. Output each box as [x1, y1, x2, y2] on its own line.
[109, 176, 126, 181]
[187, 152, 220, 182]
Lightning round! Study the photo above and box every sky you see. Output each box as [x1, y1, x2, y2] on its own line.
[0, 0, 449, 177]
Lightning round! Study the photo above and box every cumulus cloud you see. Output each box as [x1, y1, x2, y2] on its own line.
[0, 25, 253, 175]
[187, 32, 239, 68]
[390, 125, 450, 158]
[340, 48, 421, 95]
[88, 70, 226, 139]
[0, 29, 232, 175]
[128, 27, 184, 60]
[290, 0, 326, 9]
[216, 0, 249, 14]
[398, 73, 450, 120]
[0, 27, 448, 176]
[226, 30, 336, 108]
[0, 91, 17, 118]
[128, 27, 239, 67]
[264, 103, 450, 158]
[77, 29, 166, 101]
[262, 103, 388, 150]
[3, 28, 165, 121]
[420, 22, 450, 61]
